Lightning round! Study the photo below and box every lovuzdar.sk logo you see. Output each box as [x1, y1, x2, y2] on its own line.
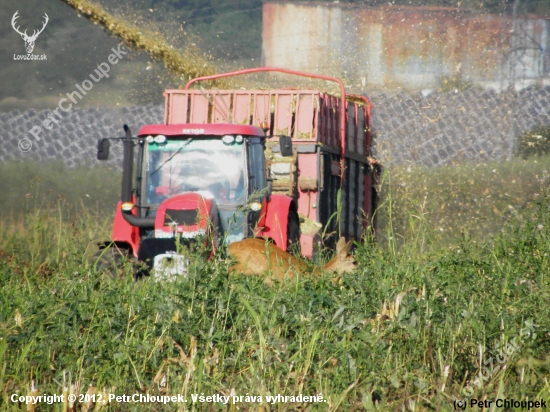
[12, 10, 48, 61]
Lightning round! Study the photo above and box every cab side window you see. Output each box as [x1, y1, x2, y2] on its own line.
[248, 138, 266, 195]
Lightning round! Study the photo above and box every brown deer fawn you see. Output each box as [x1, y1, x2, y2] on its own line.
[229, 237, 357, 286]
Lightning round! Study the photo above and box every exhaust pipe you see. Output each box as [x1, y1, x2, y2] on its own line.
[121, 124, 133, 203]
[120, 125, 155, 228]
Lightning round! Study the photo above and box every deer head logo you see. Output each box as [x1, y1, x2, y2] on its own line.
[11, 11, 49, 54]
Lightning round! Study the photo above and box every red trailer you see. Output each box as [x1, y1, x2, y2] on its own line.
[96, 68, 378, 276]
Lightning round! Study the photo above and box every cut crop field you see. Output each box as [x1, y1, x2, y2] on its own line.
[1, 159, 550, 411]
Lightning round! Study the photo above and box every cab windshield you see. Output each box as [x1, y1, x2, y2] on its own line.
[144, 136, 245, 207]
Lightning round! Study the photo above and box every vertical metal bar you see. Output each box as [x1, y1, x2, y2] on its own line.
[363, 172, 372, 229]
[357, 108, 365, 155]
[331, 96, 337, 147]
[354, 160, 360, 239]
[163, 91, 169, 124]
[135, 140, 144, 216]
[354, 104, 359, 154]
[347, 103, 355, 153]
[343, 158, 351, 237]
[121, 125, 133, 203]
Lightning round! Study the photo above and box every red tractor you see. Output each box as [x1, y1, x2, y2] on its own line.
[95, 68, 378, 277]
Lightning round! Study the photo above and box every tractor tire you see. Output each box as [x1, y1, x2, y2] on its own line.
[93, 246, 133, 278]
[286, 208, 301, 255]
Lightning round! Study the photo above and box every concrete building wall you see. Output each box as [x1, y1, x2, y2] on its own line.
[262, 2, 550, 91]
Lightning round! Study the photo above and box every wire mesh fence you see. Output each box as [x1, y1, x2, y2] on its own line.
[372, 87, 550, 167]
[2, 87, 550, 167]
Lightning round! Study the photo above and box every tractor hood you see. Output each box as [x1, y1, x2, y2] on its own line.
[153, 192, 219, 240]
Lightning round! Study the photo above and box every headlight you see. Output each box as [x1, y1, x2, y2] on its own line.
[250, 202, 262, 211]
[235, 135, 243, 143]
[154, 135, 167, 144]
[145, 135, 154, 143]
[222, 135, 235, 144]
[121, 202, 135, 211]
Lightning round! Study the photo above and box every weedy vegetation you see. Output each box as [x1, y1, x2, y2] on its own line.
[59, 0, 224, 86]
[517, 125, 550, 159]
[1, 158, 550, 411]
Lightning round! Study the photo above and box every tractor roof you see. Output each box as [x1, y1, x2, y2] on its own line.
[138, 123, 265, 137]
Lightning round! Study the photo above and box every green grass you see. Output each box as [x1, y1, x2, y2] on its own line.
[0, 160, 120, 219]
[377, 156, 550, 250]
[0, 160, 118, 268]
[1, 159, 550, 411]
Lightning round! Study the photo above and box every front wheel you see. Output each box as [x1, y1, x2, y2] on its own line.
[286, 208, 301, 255]
[93, 246, 133, 278]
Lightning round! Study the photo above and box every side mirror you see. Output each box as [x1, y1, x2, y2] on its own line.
[279, 135, 293, 157]
[97, 138, 110, 160]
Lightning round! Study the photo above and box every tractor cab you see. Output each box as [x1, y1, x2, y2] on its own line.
[137, 124, 268, 244]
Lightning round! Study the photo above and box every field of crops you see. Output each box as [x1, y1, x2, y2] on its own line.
[1, 159, 550, 411]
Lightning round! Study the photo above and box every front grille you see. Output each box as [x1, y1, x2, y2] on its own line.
[164, 209, 198, 226]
